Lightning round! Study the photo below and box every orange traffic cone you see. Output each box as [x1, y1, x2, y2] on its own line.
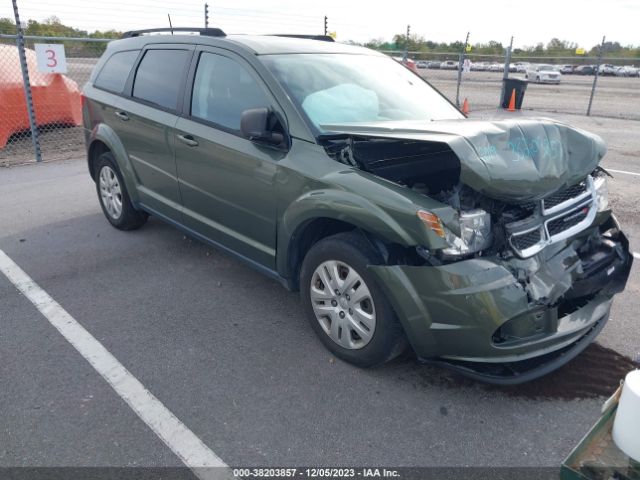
[507, 88, 516, 112]
[461, 97, 470, 115]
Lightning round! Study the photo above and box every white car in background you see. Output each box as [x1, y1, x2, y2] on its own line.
[614, 66, 639, 77]
[440, 60, 458, 70]
[526, 64, 561, 84]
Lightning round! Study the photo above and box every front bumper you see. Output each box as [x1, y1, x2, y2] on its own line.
[369, 215, 633, 384]
[538, 77, 561, 84]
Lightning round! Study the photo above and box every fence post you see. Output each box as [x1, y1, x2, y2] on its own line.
[12, 0, 42, 162]
[455, 31, 470, 108]
[587, 35, 605, 117]
[499, 36, 513, 107]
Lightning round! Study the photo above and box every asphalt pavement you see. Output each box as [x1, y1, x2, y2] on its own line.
[0, 111, 639, 474]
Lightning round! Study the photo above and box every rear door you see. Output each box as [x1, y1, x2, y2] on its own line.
[174, 47, 286, 270]
[114, 45, 194, 219]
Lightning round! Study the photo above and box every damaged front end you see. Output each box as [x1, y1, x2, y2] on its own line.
[320, 118, 633, 384]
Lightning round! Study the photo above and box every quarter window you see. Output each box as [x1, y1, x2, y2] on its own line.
[94, 50, 139, 93]
[191, 53, 270, 131]
[133, 49, 190, 111]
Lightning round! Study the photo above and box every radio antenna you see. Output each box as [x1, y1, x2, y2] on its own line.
[167, 14, 174, 34]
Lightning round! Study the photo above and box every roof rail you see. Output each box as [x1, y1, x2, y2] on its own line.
[270, 34, 334, 42]
[121, 27, 226, 38]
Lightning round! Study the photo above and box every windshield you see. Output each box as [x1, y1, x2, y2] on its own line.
[260, 53, 463, 132]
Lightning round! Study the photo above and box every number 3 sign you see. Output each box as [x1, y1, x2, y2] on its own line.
[35, 44, 67, 74]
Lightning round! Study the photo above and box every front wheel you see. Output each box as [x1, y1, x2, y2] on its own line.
[300, 232, 407, 367]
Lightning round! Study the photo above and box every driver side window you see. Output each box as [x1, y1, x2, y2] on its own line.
[191, 52, 271, 132]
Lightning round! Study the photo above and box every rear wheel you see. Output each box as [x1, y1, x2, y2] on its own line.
[300, 232, 407, 367]
[95, 152, 147, 230]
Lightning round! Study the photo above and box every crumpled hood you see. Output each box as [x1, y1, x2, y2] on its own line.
[320, 118, 606, 202]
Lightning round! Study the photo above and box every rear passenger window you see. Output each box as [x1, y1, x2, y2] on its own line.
[133, 49, 190, 111]
[94, 50, 139, 93]
[191, 53, 270, 131]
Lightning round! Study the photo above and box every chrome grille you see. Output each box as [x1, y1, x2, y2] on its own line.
[508, 176, 596, 258]
[547, 206, 590, 236]
[511, 228, 543, 251]
[543, 181, 587, 211]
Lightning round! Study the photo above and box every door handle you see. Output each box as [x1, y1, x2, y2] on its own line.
[177, 134, 199, 147]
[114, 111, 129, 121]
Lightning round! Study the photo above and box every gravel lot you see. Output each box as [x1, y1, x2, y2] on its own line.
[422, 69, 640, 120]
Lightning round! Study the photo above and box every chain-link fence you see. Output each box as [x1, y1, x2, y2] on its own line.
[384, 50, 640, 121]
[0, 34, 108, 166]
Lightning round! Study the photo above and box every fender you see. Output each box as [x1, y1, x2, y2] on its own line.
[277, 188, 448, 276]
[88, 123, 140, 205]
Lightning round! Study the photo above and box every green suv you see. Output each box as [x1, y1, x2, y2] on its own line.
[83, 28, 632, 384]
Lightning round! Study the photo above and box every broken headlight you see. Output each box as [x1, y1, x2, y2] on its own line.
[443, 209, 493, 256]
[593, 175, 609, 212]
[418, 209, 493, 256]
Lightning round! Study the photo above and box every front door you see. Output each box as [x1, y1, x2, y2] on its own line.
[174, 49, 285, 269]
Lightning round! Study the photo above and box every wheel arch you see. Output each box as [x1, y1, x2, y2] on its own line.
[281, 216, 425, 292]
[87, 124, 139, 204]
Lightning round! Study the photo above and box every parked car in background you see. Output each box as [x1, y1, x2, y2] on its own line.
[560, 64, 576, 74]
[427, 60, 441, 69]
[526, 64, 561, 84]
[489, 63, 503, 72]
[83, 29, 632, 383]
[515, 62, 530, 73]
[575, 65, 596, 75]
[416, 60, 428, 69]
[440, 60, 458, 70]
[614, 65, 639, 77]
[508, 63, 517, 72]
[598, 64, 616, 76]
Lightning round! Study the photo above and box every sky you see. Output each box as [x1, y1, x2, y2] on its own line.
[1, 0, 638, 50]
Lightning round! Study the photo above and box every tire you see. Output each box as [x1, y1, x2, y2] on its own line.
[95, 152, 147, 230]
[300, 231, 407, 367]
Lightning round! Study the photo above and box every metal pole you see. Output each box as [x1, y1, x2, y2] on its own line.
[455, 31, 470, 108]
[12, 0, 41, 162]
[204, 3, 209, 28]
[324, 16, 327, 36]
[403, 24, 410, 61]
[499, 36, 514, 107]
[587, 35, 605, 116]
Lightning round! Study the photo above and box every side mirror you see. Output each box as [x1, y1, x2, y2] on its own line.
[240, 107, 286, 149]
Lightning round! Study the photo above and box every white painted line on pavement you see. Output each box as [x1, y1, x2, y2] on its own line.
[0, 249, 230, 480]
[633, 252, 640, 260]
[607, 168, 640, 177]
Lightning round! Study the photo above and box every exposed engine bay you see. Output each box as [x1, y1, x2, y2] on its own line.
[321, 133, 631, 316]
[322, 134, 610, 257]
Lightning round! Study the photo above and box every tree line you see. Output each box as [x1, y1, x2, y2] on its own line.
[362, 34, 639, 59]
[1, 17, 638, 59]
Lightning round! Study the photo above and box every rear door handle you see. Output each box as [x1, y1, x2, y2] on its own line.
[114, 111, 129, 121]
[177, 134, 199, 147]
